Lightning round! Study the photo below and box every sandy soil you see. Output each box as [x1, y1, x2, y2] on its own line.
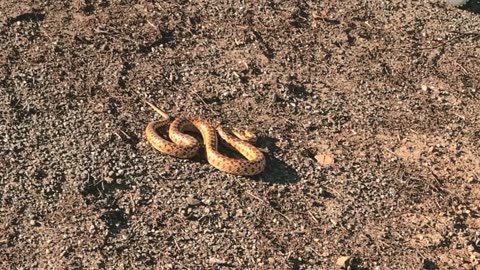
[1, 0, 479, 269]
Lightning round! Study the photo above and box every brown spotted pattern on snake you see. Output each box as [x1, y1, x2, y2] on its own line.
[144, 101, 266, 176]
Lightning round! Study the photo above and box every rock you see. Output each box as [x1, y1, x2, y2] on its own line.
[336, 256, 352, 267]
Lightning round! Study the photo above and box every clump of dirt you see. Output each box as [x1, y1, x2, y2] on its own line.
[1, 0, 479, 269]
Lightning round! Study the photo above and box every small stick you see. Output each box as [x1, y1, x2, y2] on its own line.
[144, 100, 170, 120]
[308, 210, 319, 223]
[118, 129, 132, 140]
[245, 191, 291, 222]
[146, 19, 157, 29]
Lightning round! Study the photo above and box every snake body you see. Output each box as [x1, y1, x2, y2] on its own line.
[144, 102, 266, 176]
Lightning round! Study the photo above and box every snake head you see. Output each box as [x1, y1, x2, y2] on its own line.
[231, 128, 258, 143]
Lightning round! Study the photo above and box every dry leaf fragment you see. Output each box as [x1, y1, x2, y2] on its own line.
[315, 153, 334, 166]
[208, 257, 227, 265]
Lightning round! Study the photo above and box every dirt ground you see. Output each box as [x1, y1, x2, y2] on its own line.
[1, 0, 479, 269]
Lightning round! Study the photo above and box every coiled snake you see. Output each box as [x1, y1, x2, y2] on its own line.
[144, 101, 266, 176]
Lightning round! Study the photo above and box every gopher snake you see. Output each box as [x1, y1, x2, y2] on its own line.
[144, 101, 266, 176]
